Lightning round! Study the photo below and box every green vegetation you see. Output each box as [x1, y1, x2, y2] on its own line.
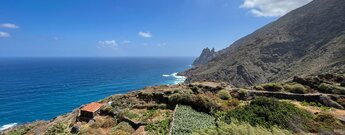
[216, 89, 231, 100]
[145, 119, 171, 135]
[318, 83, 345, 94]
[172, 105, 215, 135]
[168, 93, 220, 113]
[220, 97, 312, 131]
[7, 126, 32, 135]
[141, 109, 157, 122]
[45, 123, 69, 135]
[192, 121, 293, 135]
[110, 122, 135, 135]
[260, 83, 283, 92]
[123, 110, 140, 119]
[288, 84, 307, 94]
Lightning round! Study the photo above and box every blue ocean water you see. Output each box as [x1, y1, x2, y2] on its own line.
[0, 57, 194, 129]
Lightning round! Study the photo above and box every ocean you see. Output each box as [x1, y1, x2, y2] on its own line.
[0, 57, 194, 130]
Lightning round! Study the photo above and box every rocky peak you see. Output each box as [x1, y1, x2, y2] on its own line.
[192, 47, 217, 66]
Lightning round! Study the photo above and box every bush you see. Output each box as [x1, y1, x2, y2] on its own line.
[221, 97, 312, 131]
[45, 123, 69, 135]
[7, 126, 32, 135]
[192, 121, 293, 135]
[168, 93, 220, 113]
[111, 122, 134, 135]
[254, 85, 265, 91]
[172, 105, 216, 135]
[217, 90, 231, 100]
[289, 84, 307, 94]
[145, 119, 171, 135]
[318, 83, 345, 94]
[260, 83, 283, 92]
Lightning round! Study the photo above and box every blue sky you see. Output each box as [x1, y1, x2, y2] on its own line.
[0, 0, 311, 57]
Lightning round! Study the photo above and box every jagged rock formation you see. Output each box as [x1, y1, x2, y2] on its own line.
[182, 0, 345, 87]
[192, 47, 217, 66]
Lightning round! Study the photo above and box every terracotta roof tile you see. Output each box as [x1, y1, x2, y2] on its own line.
[81, 102, 104, 112]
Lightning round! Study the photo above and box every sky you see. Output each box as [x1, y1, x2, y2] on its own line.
[0, 0, 312, 57]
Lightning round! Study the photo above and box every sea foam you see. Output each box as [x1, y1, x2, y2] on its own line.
[162, 72, 186, 84]
[0, 123, 17, 131]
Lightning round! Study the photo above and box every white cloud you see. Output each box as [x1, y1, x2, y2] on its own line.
[0, 23, 19, 29]
[240, 0, 312, 17]
[0, 32, 10, 38]
[138, 31, 152, 38]
[98, 40, 118, 48]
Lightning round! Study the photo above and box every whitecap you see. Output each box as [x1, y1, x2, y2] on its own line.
[162, 72, 186, 84]
[0, 123, 17, 131]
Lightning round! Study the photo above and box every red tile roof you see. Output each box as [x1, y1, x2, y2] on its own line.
[81, 102, 104, 112]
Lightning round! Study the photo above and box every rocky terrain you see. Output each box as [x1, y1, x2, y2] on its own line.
[182, 0, 345, 87]
[2, 73, 345, 135]
[192, 48, 218, 66]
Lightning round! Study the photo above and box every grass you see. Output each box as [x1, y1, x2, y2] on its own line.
[220, 97, 312, 131]
[172, 105, 216, 135]
[192, 121, 293, 135]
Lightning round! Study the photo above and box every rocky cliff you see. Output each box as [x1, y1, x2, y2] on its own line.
[183, 0, 345, 87]
[192, 47, 217, 66]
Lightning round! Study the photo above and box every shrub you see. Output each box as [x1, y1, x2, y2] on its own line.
[7, 126, 32, 135]
[145, 119, 171, 135]
[45, 123, 69, 135]
[260, 83, 283, 92]
[221, 97, 312, 131]
[192, 121, 293, 135]
[172, 105, 216, 135]
[289, 84, 307, 94]
[217, 90, 231, 100]
[238, 89, 248, 99]
[111, 122, 134, 135]
[318, 83, 345, 94]
[254, 85, 265, 91]
[283, 84, 292, 91]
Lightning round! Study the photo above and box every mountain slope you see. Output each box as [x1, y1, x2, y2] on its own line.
[192, 47, 217, 66]
[182, 0, 345, 87]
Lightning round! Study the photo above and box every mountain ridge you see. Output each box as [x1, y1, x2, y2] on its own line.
[182, 0, 345, 87]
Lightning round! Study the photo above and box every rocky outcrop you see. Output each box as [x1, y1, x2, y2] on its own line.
[183, 0, 345, 87]
[192, 47, 217, 66]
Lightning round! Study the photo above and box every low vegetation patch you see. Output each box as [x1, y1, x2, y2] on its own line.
[192, 121, 293, 135]
[7, 125, 32, 135]
[318, 83, 345, 94]
[145, 118, 171, 135]
[216, 89, 231, 100]
[288, 84, 307, 94]
[260, 83, 283, 92]
[172, 105, 216, 135]
[45, 123, 69, 135]
[220, 97, 312, 131]
[110, 122, 135, 135]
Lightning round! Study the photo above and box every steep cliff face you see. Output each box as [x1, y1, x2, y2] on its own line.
[192, 48, 217, 66]
[183, 0, 345, 87]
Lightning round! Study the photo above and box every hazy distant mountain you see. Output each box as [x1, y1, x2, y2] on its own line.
[183, 0, 345, 87]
